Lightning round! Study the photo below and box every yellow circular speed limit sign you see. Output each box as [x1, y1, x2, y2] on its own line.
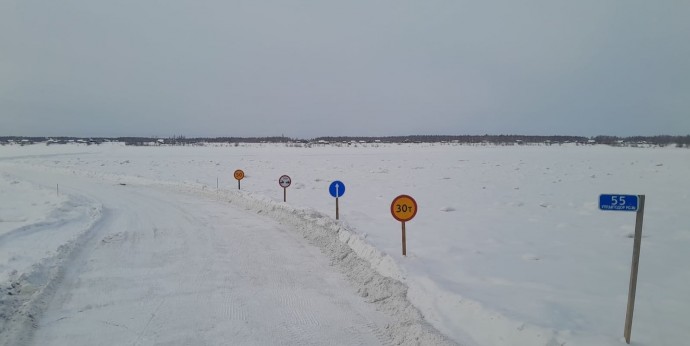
[234, 169, 245, 180]
[391, 195, 417, 222]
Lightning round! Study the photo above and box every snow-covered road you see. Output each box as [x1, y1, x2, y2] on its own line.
[8, 167, 399, 346]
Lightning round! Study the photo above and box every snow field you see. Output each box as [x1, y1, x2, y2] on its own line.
[1, 142, 689, 345]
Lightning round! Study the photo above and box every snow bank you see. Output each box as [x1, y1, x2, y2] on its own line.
[189, 187, 458, 345]
[0, 174, 103, 346]
[183, 186, 570, 345]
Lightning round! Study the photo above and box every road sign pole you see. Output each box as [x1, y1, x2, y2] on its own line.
[624, 195, 645, 344]
[234, 170, 245, 191]
[391, 195, 416, 257]
[279, 175, 291, 201]
[402, 222, 407, 256]
[329, 181, 345, 220]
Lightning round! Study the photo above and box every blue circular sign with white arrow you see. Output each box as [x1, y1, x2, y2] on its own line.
[329, 181, 345, 198]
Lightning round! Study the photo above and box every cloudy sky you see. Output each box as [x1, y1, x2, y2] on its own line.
[2, 1, 689, 138]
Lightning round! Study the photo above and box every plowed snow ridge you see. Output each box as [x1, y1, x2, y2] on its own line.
[0, 192, 103, 346]
[187, 184, 458, 345]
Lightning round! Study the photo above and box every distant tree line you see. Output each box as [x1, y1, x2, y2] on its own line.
[316, 134, 690, 147]
[1, 135, 689, 147]
[164, 136, 293, 145]
[313, 135, 588, 144]
[592, 135, 690, 147]
[0, 136, 109, 145]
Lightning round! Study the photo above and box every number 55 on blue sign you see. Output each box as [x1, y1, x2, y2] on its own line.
[599, 194, 639, 211]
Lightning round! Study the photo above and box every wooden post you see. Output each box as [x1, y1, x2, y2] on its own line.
[402, 222, 407, 256]
[624, 194, 645, 344]
[283, 188, 286, 202]
[336, 197, 339, 220]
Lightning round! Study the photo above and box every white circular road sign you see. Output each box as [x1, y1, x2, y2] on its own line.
[279, 175, 292, 188]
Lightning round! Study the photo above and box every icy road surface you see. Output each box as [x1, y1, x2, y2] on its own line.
[11, 168, 397, 346]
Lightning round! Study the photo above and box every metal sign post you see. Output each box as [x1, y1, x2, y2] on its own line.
[401, 222, 407, 256]
[624, 195, 645, 344]
[329, 181, 346, 220]
[391, 195, 418, 256]
[279, 175, 291, 202]
[234, 170, 245, 190]
[599, 193, 645, 344]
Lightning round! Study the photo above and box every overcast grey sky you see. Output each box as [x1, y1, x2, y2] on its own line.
[1, 1, 689, 138]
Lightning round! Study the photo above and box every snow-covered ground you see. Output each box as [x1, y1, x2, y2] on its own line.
[1, 142, 688, 345]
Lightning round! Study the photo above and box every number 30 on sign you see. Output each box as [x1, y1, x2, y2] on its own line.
[391, 195, 417, 222]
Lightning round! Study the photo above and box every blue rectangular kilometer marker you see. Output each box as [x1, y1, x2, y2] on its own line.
[599, 194, 639, 211]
